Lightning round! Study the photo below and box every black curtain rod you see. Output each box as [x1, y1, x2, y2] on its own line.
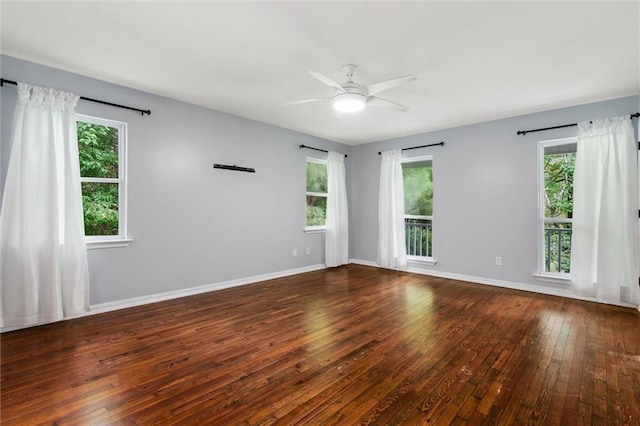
[517, 112, 639, 136]
[0, 78, 151, 116]
[378, 141, 444, 155]
[299, 144, 347, 158]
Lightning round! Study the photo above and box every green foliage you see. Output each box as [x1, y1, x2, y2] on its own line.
[544, 153, 574, 218]
[306, 161, 328, 226]
[306, 196, 327, 226]
[543, 151, 575, 273]
[306, 162, 327, 193]
[402, 162, 433, 256]
[77, 122, 118, 178]
[402, 162, 433, 216]
[82, 183, 119, 235]
[77, 122, 119, 235]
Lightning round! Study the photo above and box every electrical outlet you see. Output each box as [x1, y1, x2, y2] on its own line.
[306, 247, 311, 255]
[495, 257, 502, 266]
[293, 249, 298, 257]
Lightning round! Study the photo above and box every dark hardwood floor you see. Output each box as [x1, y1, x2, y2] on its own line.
[2, 265, 639, 425]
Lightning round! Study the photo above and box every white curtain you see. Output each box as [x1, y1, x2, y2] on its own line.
[0, 83, 90, 327]
[377, 149, 407, 268]
[571, 116, 640, 309]
[325, 151, 349, 267]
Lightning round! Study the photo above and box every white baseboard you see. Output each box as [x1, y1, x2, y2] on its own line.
[348, 258, 638, 310]
[1, 264, 327, 332]
[349, 258, 378, 268]
[4, 259, 636, 333]
[90, 263, 327, 314]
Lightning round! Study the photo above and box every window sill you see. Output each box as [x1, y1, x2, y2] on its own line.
[532, 273, 571, 285]
[304, 227, 326, 234]
[407, 256, 437, 266]
[86, 239, 134, 250]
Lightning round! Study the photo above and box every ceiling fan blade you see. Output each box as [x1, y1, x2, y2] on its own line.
[307, 70, 346, 93]
[366, 75, 416, 96]
[284, 98, 330, 106]
[367, 96, 410, 112]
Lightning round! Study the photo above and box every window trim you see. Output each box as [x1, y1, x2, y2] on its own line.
[77, 114, 130, 247]
[536, 136, 576, 279]
[401, 154, 435, 261]
[305, 157, 328, 231]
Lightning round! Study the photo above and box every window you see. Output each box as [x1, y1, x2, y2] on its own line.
[77, 115, 128, 245]
[538, 138, 576, 275]
[402, 156, 433, 259]
[306, 158, 328, 230]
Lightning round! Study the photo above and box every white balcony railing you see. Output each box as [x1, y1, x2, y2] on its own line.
[405, 216, 432, 258]
[544, 226, 572, 273]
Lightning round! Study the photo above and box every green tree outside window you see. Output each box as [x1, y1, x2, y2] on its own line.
[306, 160, 328, 227]
[77, 121, 120, 236]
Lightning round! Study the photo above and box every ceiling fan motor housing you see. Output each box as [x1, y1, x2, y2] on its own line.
[340, 82, 368, 97]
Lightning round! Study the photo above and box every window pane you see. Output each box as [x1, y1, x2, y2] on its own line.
[78, 122, 119, 178]
[306, 195, 327, 226]
[82, 182, 119, 236]
[543, 151, 575, 219]
[402, 161, 433, 216]
[306, 162, 327, 193]
[544, 222, 572, 273]
[405, 218, 432, 257]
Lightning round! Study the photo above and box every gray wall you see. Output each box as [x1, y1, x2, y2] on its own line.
[1, 54, 638, 308]
[350, 95, 639, 291]
[1, 55, 351, 305]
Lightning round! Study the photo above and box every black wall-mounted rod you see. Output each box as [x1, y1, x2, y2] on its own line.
[299, 144, 347, 158]
[213, 164, 255, 173]
[378, 141, 444, 155]
[0, 78, 151, 116]
[517, 112, 640, 136]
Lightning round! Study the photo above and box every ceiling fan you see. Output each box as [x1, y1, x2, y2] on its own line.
[286, 64, 416, 113]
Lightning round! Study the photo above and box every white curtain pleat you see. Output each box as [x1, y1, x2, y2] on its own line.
[0, 83, 90, 327]
[570, 116, 640, 309]
[325, 152, 349, 267]
[377, 149, 407, 268]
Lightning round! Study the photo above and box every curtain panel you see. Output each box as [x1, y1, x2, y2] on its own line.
[377, 149, 407, 268]
[570, 116, 640, 309]
[325, 152, 349, 267]
[0, 83, 90, 327]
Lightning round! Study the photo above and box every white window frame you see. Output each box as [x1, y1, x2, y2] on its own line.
[77, 114, 132, 249]
[305, 157, 328, 232]
[534, 137, 576, 283]
[401, 155, 435, 264]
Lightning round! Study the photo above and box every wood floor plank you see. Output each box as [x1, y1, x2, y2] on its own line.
[2, 265, 639, 425]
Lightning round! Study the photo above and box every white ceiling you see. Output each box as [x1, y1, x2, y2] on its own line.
[1, 1, 638, 145]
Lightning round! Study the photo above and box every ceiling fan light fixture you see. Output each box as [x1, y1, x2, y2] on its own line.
[333, 93, 365, 113]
